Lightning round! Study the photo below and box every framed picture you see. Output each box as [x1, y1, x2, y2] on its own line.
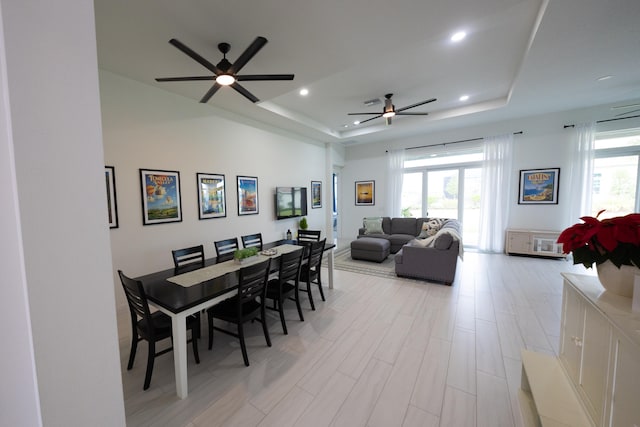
[237, 175, 258, 215]
[105, 166, 118, 229]
[311, 180, 322, 208]
[518, 168, 560, 204]
[355, 180, 375, 206]
[140, 168, 182, 225]
[197, 173, 226, 219]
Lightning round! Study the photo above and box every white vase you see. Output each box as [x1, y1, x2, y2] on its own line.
[595, 260, 638, 298]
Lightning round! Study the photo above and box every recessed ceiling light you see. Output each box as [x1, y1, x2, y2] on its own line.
[353, 121, 360, 125]
[299, 88, 309, 96]
[343, 124, 349, 128]
[451, 31, 466, 42]
[597, 75, 613, 81]
[459, 95, 469, 101]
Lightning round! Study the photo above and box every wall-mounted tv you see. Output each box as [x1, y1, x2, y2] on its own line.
[275, 187, 308, 220]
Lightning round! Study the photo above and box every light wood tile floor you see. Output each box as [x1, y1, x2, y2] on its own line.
[119, 251, 592, 427]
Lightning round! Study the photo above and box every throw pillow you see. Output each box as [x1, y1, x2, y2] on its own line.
[418, 218, 446, 238]
[363, 217, 384, 235]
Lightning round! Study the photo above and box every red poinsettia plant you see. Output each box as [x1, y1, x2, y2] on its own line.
[557, 210, 640, 268]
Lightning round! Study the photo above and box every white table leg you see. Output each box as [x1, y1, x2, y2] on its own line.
[327, 248, 334, 289]
[171, 313, 189, 399]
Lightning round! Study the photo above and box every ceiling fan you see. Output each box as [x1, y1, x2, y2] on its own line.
[348, 93, 436, 125]
[155, 36, 294, 104]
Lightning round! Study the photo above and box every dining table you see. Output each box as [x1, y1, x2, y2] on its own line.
[135, 239, 335, 399]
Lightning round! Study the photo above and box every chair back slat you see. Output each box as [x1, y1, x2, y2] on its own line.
[278, 248, 304, 284]
[297, 229, 321, 243]
[306, 238, 326, 270]
[172, 245, 205, 269]
[237, 259, 271, 305]
[118, 270, 152, 323]
[214, 238, 239, 262]
[241, 233, 263, 250]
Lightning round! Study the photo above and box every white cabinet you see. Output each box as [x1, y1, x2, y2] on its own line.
[609, 332, 640, 426]
[522, 274, 640, 426]
[506, 229, 565, 258]
[560, 283, 612, 424]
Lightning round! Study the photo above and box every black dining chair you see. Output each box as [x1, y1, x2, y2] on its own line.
[241, 233, 263, 250]
[265, 247, 305, 334]
[299, 238, 326, 310]
[207, 258, 272, 366]
[297, 229, 321, 244]
[214, 237, 239, 262]
[171, 244, 205, 270]
[118, 270, 200, 390]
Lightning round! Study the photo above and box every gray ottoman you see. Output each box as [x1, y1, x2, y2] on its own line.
[351, 237, 391, 262]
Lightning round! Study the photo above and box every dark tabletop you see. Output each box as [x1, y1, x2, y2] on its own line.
[136, 239, 334, 314]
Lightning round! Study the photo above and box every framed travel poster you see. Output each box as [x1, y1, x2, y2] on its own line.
[105, 166, 118, 229]
[197, 173, 226, 219]
[355, 180, 375, 206]
[518, 168, 560, 204]
[140, 168, 182, 225]
[311, 180, 322, 208]
[237, 175, 259, 215]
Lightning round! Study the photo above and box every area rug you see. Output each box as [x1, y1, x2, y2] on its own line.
[323, 248, 397, 278]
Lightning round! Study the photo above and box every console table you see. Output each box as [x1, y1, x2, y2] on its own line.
[506, 228, 565, 258]
[519, 274, 640, 426]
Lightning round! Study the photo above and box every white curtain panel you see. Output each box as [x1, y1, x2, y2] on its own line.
[478, 133, 514, 252]
[566, 122, 595, 225]
[386, 148, 405, 217]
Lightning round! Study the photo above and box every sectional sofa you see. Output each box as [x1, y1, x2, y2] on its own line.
[357, 216, 462, 285]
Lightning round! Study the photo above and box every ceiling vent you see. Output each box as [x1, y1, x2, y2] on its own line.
[363, 98, 381, 106]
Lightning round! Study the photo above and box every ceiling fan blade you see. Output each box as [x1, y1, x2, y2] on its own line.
[358, 115, 383, 124]
[395, 112, 430, 116]
[348, 112, 383, 116]
[395, 98, 437, 113]
[156, 76, 216, 82]
[169, 39, 222, 75]
[228, 36, 268, 75]
[236, 74, 295, 81]
[200, 83, 222, 103]
[231, 82, 259, 103]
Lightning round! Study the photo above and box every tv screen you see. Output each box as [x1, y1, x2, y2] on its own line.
[275, 187, 308, 220]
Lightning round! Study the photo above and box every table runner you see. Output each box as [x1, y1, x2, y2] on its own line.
[167, 244, 304, 287]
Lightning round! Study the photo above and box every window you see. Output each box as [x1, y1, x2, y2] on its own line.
[592, 128, 640, 218]
[400, 145, 482, 246]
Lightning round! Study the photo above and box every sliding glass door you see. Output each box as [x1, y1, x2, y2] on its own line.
[401, 162, 481, 247]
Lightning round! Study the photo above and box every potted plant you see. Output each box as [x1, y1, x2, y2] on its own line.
[557, 210, 640, 297]
[299, 217, 308, 230]
[233, 247, 259, 264]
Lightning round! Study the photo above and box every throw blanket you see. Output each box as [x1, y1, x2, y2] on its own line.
[410, 227, 464, 260]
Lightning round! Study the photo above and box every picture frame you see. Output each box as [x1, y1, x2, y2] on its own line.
[311, 180, 322, 208]
[197, 173, 226, 219]
[518, 168, 560, 204]
[355, 180, 375, 206]
[140, 168, 182, 225]
[105, 166, 118, 229]
[237, 175, 259, 215]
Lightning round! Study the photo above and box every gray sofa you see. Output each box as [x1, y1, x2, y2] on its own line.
[357, 217, 430, 253]
[394, 219, 462, 285]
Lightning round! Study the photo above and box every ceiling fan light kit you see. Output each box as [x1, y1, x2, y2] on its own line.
[155, 36, 294, 103]
[348, 93, 436, 126]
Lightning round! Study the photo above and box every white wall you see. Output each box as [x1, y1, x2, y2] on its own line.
[100, 71, 330, 311]
[0, 2, 41, 424]
[341, 103, 640, 240]
[1, 0, 125, 425]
